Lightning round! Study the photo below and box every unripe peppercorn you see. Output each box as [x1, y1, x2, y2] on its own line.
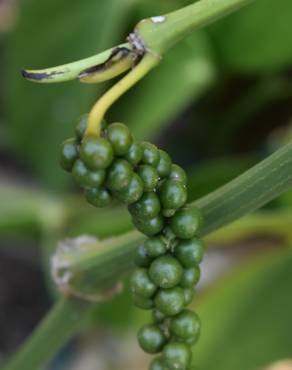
[114, 173, 143, 204]
[170, 207, 202, 239]
[75, 115, 88, 141]
[125, 141, 143, 165]
[170, 310, 200, 343]
[144, 237, 167, 258]
[174, 238, 205, 267]
[107, 122, 132, 155]
[135, 244, 153, 267]
[137, 324, 167, 354]
[85, 187, 112, 208]
[106, 159, 133, 191]
[159, 180, 187, 210]
[149, 357, 169, 370]
[132, 293, 154, 310]
[169, 164, 187, 185]
[60, 138, 79, 172]
[180, 266, 200, 288]
[156, 150, 172, 178]
[155, 287, 185, 316]
[133, 214, 164, 236]
[162, 342, 192, 370]
[137, 165, 159, 191]
[129, 192, 161, 219]
[149, 255, 183, 288]
[183, 288, 194, 306]
[141, 142, 160, 166]
[152, 308, 166, 323]
[80, 135, 113, 170]
[72, 159, 105, 188]
[131, 268, 157, 298]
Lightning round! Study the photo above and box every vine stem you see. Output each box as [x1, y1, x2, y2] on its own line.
[85, 53, 160, 136]
[3, 140, 292, 370]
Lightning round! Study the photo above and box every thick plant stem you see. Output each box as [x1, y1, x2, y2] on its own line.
[137, 0, 254, 54]
[1, 298, 94, 370]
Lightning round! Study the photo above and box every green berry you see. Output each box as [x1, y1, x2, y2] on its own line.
[174, 238, 205, 267]
[60, 138, 78, 172]
[72, 159, 105, 188]
[107, 122, 132, 155]
[133, 214, 164, 236]
[125, 141, 143, 165]
[135, 244, 152, 267]
[156, 150, 172, 178]
[137, 165, 159, 191]
[114, 173, 143, 204]
[85, 187, 112, 208]
[106, 159, 133, 191]
[132, 294, 153, 310]
[149, 256, 183, 289]
[75, 115, 87, 141]
[170, 207, 202, 239]
[80, 135, 113, 170]
[144, 237, 167, 258]
[163, 342, 192, 370]
[155, 287, 185, 316]
[137, 324, 167, 354]
[169, 164, 187, 185]
[170, 310, 200, 343]
[128, 192, 161, 219]
[150, 357, 169, 370]
[152, 308, 166, 323]
[180, 266, 200, 288]
[131, 268, 157, 298]
[159, 180, 187, 210]
[141, 142, 160, 166]
[183, 288, 194, 306]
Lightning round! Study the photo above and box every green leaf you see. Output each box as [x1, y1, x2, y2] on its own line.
[194, 248, 292, 370]
[5, 0, 134, 189]
[208, 0, 292, 73]
[111, 30, 215, 140]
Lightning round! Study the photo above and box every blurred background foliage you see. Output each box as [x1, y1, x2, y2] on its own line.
[0, 0, 292, 369]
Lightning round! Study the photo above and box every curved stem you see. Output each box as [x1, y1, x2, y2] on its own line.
[85, 53, 160, 136]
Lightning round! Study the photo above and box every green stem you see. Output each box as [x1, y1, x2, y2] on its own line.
[3, 140, 292, 370]
[1, 298, 94, 370]
[137, 0, 255, 54]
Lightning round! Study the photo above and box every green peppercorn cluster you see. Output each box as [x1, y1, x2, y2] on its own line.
[60, 116, 205, 370]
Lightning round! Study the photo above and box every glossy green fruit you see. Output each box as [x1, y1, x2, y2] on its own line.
[106, 159, 133, 191]
[132, 294, 153, 310]
[135, 244, 152, 267]
[180, 266, 200, 288]
[72, 159, 105, 188]
[149, 256, 183, 288]
[80, 135, 113, 170]
[156, 150, 172, 177]
[125, 141, 143, 165]
[162, 342, 191, 370]
[128, 192, 161, 219]
[174, 238, 205, 267]
[169, 164, 187, 185]
[131, 268, 157, 298]
[114, 173, 143, 204]
[152, 308, 166, 323]
[159, 180, 187, 210]
[137, 324, 167, 354]
[170, 310, 200, 343]
[133, 214, 164, 236]
[85, 187, 112, 208]
[155, 287, 185, 316]
[144, 237, 167, 258]
[137, 165, 159, 191]
[170, 207, 202, 239]
[183, 288, 194, 306]
[107, 122, 132, 155]
[75, 115, 87, 141]
[141, 142, 160, 166]
[60, 138, 79, 172]
[149, 357, 169, 370]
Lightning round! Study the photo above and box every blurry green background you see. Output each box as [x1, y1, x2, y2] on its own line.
[0, 0, 292, 369]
